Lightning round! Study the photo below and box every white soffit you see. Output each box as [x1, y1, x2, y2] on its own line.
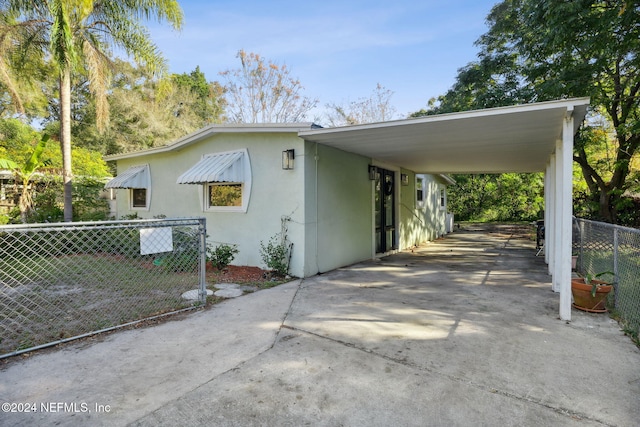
[177, 150, 244, 184]
[105, 164, 149, 189]
[299, 98, 590, 174]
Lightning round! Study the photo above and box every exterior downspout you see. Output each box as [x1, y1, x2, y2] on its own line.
[315, 142, 320, 274]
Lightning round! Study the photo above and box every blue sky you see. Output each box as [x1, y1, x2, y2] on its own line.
[147, 0, 500, 121]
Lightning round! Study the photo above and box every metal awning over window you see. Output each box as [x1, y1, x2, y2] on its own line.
[177, 150, 244, 184]
[105, 164, 149, 189]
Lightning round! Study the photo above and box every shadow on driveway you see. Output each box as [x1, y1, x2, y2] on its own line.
[2, 224, 639, 426]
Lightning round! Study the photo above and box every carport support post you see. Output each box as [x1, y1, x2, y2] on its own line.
[556, 109, 574, 321]
[544, 166, 549, 267]
[546, 155, 556, 280]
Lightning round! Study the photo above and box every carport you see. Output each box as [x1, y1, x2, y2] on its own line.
[299, 98, 591, 321]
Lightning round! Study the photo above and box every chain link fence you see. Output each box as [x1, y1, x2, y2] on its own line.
[574, 218, 640, 339]
[0, 217, 207, 359]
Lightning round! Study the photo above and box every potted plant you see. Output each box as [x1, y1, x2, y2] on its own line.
[571, 271, 615, 313]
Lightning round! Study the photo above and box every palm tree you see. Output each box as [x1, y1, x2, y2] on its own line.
[0, 133, 50, 223]
[0, 0, 183, 221]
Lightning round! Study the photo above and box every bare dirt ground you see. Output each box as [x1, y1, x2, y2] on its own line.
[459, 221, 536, 240]
[1, 264, 283, 365]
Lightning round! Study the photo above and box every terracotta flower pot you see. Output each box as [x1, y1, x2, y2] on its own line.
[571, 278, 613, 313]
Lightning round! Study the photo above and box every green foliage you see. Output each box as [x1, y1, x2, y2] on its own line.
[448, 173, 544, 222]
[207, 243, 239, 270]
[119, 212, 140, 220]
[27, 177, 64, 223]
[411, 53, 534, 117]
[3, 0, 184, 221]
[0, 133, 51, 223]
[0, 158, 17, 169]
[3, 175, 111, 224]
[71, 177, 111, 221]
[259, 234, 289, 277]
[69, 61, 225, 155]
[578, 271, 616, 297]
[171, 66, 226, 125]
[415, 0, 640, 225]
[0, 119, 42, 161]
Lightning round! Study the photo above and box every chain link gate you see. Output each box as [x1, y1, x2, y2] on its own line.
[0, 218, 207, 359]
[574, 218, 640, 340]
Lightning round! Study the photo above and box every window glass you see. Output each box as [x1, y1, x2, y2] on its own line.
[209, 183, 242, 207]
[416, 177, 424, 202]
[132, 188, 147, 208]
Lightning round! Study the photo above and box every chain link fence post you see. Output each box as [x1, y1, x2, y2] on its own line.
[198, 218, 207, 305]
[574, 218, 640, 340]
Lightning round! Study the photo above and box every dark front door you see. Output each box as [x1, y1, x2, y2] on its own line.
[375, 168, 396, 253]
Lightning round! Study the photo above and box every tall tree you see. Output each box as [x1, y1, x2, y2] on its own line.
[0, 0, 183, 221]
[325, 83, 397, 126]
[484, 0, 640, 224]
[415, 0, 640, 224]
[447, 173, 544, 222]
[67, 61, 225, 155]
[171, 65, 226, 125]
[410, 52, 535, 116]
[220, 50, 318, 123]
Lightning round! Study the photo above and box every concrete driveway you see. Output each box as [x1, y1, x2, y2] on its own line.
[1, 224, 639, 426]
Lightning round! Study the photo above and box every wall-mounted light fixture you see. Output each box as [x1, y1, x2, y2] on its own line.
[368, 165, 377, 180]
[401, 174, 409, 186]
[282, 149, 295, 170]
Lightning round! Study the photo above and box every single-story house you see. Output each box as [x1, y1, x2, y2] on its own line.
[104, 123, 454, 278]
[105, 98, 592, 322]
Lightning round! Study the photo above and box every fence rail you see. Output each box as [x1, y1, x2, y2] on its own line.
[574, 218, 640, 339]
[0, 217, 207, 359]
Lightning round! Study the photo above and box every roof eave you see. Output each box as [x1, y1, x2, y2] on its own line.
[104, 122, 317, 161]
[299, 98, 590, 139]
[437, 174, 457, 186]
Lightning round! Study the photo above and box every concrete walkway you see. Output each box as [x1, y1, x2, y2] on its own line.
[1, 224, 638, 426]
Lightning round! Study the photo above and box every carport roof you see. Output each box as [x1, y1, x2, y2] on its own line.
[299, 98, 590, 174]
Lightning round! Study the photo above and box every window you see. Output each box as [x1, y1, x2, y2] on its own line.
[208, 183, 243, 207]
[416, 175, 425, 207]
[105, 164, 151, 211]
[440, 188, 446, 210]
[177, 149, 252, 213]
[132, 188, 148, 208]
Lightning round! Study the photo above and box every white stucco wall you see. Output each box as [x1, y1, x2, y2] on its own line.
[305, 143, 373, 275]
[303, 144, 451, 275]
[399, 172, 450, 250]
[110, 132, 452, 278]
[112, 132, 308, 278]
